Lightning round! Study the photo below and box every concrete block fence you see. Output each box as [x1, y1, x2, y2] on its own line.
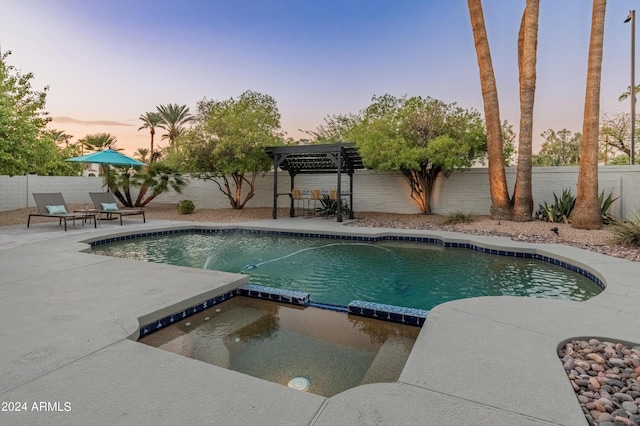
[2, 167, 639, 220]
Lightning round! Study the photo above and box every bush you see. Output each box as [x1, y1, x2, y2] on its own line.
[536, 189, 575, 223]
[441, 210, 473, 225]
[599, 191, 618, 224]
[177, 200, 195, 215]
[612, 213, 640, 248]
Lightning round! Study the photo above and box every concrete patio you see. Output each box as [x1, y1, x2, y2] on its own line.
[0, 217, 638, 425]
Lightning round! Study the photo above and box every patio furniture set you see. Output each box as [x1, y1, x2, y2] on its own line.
[27, 192, 145, 231]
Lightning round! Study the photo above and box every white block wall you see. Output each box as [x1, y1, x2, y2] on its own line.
[0, 175, 104, 210]
[2, 167, 640, 220]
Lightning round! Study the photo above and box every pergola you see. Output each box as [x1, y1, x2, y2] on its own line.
[264, 143, 365, 222]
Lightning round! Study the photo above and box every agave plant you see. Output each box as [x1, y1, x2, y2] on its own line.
[599, 190, 619, 224]
[612, 212, 640, 248]
[536, 189, 576, 223]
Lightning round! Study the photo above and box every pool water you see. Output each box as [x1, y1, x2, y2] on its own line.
[138, 297, 419, 397]
[92, 232, 601, 310]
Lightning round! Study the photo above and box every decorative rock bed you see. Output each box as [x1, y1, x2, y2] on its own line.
[559, 339, 640, 425]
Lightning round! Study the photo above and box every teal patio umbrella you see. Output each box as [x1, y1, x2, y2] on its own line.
[65, 148, 146, 191]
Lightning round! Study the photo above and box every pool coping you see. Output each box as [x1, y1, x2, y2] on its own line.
[0, 218, 639, 425]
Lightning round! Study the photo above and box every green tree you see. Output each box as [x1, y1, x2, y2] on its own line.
[304, 113, 361, 142]
[109, 161, 188, 207]
[618, 84, 640, 101]
[607, 154, 631, 165]
[133, 148, 150, 163]
[169, 90, 282, 209]
[138, 112, 162, 162]
[347, 94, 487, 214]
[532, 129, 581, 166]
[50, 129, 73, 147]
[0, 50, 55, 176]
[501, 121, 517, 167]
[77, 133, 119, 153]
[599, 112, 634, 162]
[156, 103, 195, 146]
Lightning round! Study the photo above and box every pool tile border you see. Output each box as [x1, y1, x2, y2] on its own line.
[138, 283, 429, 338]
[348, 300, 428, 326]
[91, 227, 606, 291]
[238, 284, 309, 305]
[138, 290, 237, 338]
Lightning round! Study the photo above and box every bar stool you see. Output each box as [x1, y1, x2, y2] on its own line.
[306, 189, 322, 218]
[292, 188, 307, 217]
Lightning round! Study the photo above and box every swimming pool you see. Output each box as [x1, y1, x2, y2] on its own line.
[139, 296, 419, 397]
[91, 229, 602, 311]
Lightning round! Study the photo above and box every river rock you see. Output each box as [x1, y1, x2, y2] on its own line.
[622, 401, 638, 414]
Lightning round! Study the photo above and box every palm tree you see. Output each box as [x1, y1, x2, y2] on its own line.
[50, 129, 73, 147]
[573, 0, 607, 230]
[76, 133, 120, 178]
[511, 0, 540, 221]
[467, 0, 511, 220]
[138, 112, 162, 162]
[155, 103, 195, 146]
[618, 84, 640, 101]
[77, 133, 119, 152]
[134, 148, 150, 163]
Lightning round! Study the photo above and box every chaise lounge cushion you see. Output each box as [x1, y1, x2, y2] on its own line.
[46, 205, 68, 214]
[101, 202, 119, 211]
[89, 192, 146, 225]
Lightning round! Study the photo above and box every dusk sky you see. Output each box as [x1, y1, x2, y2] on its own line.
[1, 0, 638, 155]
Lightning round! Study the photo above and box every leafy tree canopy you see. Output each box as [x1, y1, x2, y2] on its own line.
[345, 94, 487, 213]
[599, 112, 634, 163]
[532, 129, 581, 166]
[167, 90, 284, 209]
[0, 50, 73, 176]
[77, 133, 119, 152]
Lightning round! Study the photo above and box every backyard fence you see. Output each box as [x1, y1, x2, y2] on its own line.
[2, 167, 639, 220]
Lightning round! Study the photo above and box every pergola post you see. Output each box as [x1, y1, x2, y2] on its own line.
[289, 174, 295, 217]
[336, 150, 343, 222]
[349, 174, 354, 219]
[272, 162, 278, 219]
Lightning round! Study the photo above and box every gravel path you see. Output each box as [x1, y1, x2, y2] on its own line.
[2, 203, 639, 262]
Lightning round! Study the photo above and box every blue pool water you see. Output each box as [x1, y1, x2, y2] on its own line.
[91, 232, 601, 310]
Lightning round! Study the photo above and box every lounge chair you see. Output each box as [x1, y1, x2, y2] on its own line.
[89, 192, 146, 225]
[28, 193, 97, 231]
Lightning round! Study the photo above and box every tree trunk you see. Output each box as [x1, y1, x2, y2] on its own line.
[573, 0, 606, 230]
[401, 167, 440, 215]
[512, 0, 539, 222]
[467, 0, 511, 220]
[150, 128, 155, 163]
[211, 173, 258, 209]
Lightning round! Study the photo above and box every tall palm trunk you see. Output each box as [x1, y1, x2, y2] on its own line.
[573, 0, 606, 230]
[467, 0, 511, 220]
[150, 127, 155, 162]
[512, 0, 540, 221]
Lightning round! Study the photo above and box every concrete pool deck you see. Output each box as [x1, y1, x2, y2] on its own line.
[0, 218, 638, 425]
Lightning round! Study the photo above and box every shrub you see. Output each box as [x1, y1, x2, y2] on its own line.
[177, 200, 195, 215]
[441, 210, 473, 225]
[536, 189, 575, 223]
[599, 191, 618, 224]
[612, 213, 640, 248]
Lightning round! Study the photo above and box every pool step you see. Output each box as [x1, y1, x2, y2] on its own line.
[360, 336, 416, 385]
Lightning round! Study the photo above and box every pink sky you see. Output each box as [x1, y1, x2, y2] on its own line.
[2, 1, 639, 156]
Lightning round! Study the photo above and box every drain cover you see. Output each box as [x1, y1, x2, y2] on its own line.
[287, 377, 310, 391]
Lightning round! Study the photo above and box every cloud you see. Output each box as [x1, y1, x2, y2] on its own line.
[52, 116, 133, 127]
